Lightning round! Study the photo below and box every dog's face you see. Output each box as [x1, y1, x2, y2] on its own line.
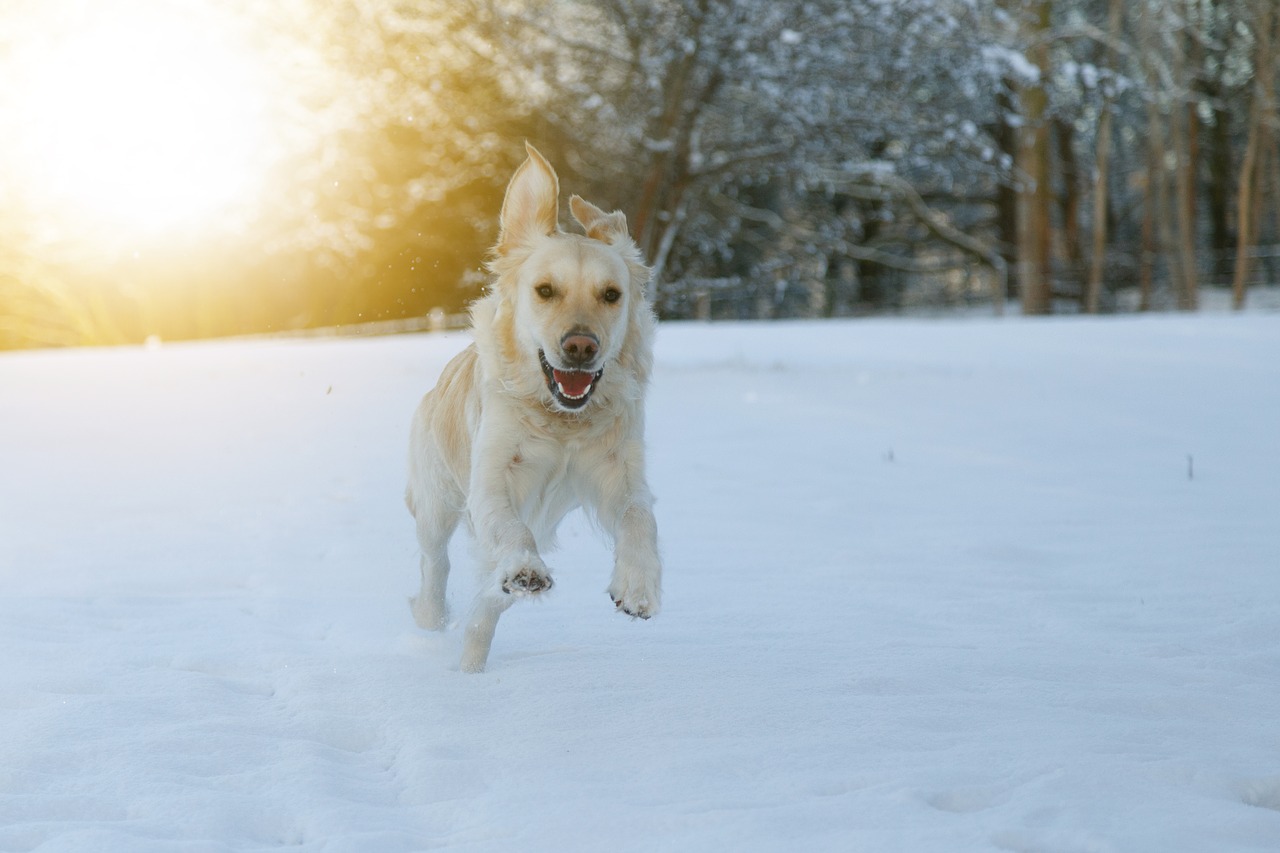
[513, 236, 632, 410]
[490, 145, 645, 412]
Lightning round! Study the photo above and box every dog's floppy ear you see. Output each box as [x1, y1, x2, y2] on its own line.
[570, 195, 630, 245]
[498, 143, 560, 252]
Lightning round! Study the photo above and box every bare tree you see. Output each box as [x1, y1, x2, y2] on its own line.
[1083, 0, 1123, 314]
[1233, 0, 1278, 309]
[1009, 1, 1055, 314]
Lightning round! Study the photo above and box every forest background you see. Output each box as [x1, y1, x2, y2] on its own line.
[2, 0, 1277, 349]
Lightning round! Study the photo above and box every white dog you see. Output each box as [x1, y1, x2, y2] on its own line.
[405, 144, 662, 672]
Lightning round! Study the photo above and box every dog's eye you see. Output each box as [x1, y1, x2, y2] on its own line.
[602, 287, 622, 304]
[535, 283, 555, 300]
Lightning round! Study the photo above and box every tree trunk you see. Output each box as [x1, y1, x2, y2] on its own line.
[1204, 79, 1235, 264]
[1085, 105, 1114, 314]
[1055, 118, 1084, 301]
[1084, 0, 1124, 314]
[1232, 84, 1262, 310]
[993, 85, 1019, 308]
[648, 195, 688, 289]
[1233, 1, 1274, 310]
[1140, 2, 1179, 309]
[1171, 104, 1200, 310]
[1139, 155, 1155, 312]
[1016, 1, 1054, 315]
[1264, 10, 1280, 259]
[630, 0, 710, 264]
[1170, 25, 1199, 312]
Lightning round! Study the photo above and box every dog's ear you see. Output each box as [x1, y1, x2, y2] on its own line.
[570, 195, 629, 245]
[498, 143, 560, 252]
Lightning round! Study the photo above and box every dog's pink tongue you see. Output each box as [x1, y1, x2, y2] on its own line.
[553, 369, 594, 397]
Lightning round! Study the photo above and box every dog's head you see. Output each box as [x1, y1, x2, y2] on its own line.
[485, 143, 651, 413]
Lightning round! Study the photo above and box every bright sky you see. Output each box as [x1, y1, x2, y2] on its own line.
[0, 0, 276, 240]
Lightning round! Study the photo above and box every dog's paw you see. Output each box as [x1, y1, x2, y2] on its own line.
[408, 595, 450, 631]
[611, 593, 656, 619]
[608, 571, 661, 620]
[501, 564, 554, 596]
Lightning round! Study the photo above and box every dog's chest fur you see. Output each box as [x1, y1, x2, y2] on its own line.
[493, 388, 633, 536]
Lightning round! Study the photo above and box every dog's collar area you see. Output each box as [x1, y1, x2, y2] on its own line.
[538, 349, 603, 410]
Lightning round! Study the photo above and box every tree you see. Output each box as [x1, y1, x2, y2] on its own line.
[1084, 0, 1124, 314]
[4, 0, 1279, 348]
[1233, 0, 1279, 309]
[1009, 1, 1056, 315]
[457, 0, 1010, 315]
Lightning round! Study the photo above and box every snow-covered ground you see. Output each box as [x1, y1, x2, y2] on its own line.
[2, 314, 1278, 852]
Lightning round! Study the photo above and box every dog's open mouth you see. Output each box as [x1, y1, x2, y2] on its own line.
[538, 349, 603, 410]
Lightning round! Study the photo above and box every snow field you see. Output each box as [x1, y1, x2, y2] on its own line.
[1, 314, 1279, 852]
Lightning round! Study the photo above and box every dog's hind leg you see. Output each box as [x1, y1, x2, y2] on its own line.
[409, 496, 461, 631]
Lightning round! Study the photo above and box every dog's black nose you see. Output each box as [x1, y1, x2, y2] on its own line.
[560, 333, 599, 366]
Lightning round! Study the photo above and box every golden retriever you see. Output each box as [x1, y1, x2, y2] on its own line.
[405, 144, 662, 672]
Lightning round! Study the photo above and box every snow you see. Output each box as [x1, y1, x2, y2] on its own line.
[982, 44, 1040, 85]
[2, 314, 1280, 852]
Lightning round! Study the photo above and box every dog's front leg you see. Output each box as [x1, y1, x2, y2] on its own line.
[609, 503, 662, 619]
[460, 427, 552, 672]
[460, 592, 515, 674]
[469, 449, 554, 597]
[597, 445, 662, 620]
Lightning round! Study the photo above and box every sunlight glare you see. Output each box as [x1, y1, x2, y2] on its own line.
[2, 1, 274, 236]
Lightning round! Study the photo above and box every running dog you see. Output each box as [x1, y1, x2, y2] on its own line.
[405, 144, 662, 672]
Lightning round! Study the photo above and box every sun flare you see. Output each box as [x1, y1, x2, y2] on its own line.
[1, 0, 274, 237]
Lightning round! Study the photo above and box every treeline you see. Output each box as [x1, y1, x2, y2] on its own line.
[1, 0, 1277, 349]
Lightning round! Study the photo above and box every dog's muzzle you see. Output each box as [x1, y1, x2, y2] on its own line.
[538, 349, 603, 410]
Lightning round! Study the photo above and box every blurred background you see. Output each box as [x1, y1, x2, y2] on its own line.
[1, 0, 1277, 350]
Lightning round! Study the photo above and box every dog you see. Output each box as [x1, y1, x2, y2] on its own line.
[405, 144, 662, 672]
